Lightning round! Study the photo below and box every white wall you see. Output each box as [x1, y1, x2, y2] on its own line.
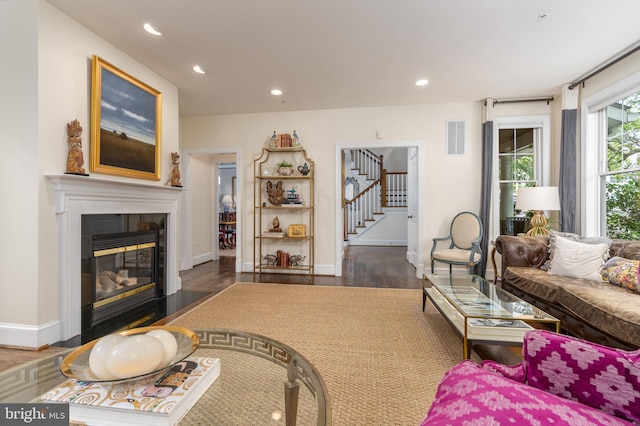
[0, 0, 40, 332]
[190, 155, 216, 265]
[0, 0, 181, 347]
[349, 208, 409, 246]
[181, 102, 485, 274]
[369, 147, 408, 172]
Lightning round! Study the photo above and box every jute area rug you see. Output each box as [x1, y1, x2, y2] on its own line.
[170, 283, 473, 425]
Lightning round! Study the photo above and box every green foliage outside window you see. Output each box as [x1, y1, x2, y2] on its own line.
[606, 172, 640, 239]
[605, 93, 640, 239]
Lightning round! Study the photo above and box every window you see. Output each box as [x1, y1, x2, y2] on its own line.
[492, 116, 550, 238]
[598, 92, 640, 239]
[498, 128, 537, 235]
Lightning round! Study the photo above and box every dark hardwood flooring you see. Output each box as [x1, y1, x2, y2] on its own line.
[0, 246, 519, 372]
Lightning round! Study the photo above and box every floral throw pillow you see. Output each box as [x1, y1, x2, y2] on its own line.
[600, 256, 640, 292]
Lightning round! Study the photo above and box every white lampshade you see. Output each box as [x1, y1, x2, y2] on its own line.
[516, 186, 560, 211]
[221, 194, 233, 205]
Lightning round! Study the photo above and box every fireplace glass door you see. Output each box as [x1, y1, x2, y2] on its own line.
[90, 230, 159, 335]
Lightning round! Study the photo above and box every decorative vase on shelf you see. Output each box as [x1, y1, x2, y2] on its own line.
[297, 163, 310, 176]
[276, 160, 293, 176]
[277, 166, 294, 176]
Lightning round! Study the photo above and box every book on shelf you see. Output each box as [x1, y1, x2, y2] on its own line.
[40, 357, 220, 426]
[262, 231, 285, 237]
[277, 250, 289, 266]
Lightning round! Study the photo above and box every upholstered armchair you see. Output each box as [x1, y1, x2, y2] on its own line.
[430, 211, 483, 274]
[423, 330, 640, 425]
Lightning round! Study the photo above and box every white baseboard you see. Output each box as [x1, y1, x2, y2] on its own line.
[348, 239, 407, 246]
[0, 320, 61, 349]
[193, 252, 213, 266]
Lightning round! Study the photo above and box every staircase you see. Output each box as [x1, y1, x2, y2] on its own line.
[343, 149, 407, 242]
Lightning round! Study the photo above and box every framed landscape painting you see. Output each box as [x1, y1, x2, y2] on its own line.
[90, 55, 162, 180]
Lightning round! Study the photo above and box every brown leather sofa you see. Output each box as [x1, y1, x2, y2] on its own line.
[495, 235, 640, 350]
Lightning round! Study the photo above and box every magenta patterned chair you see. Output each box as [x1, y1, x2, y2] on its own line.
[422, 330, 640, 425]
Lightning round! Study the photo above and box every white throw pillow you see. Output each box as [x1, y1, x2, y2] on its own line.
[548, 235, 609, 281]
[542, 231, 611, 271]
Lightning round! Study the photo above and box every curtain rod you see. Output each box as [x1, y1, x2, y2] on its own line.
[488, 96, 554, 106]
[569, 42, 640, 90]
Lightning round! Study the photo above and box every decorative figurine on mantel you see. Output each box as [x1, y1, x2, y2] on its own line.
[168, 152, 182, 187]
[65, 119, 88, 176]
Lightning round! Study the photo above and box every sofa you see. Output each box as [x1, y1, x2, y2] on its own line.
[495, 234, 640, 350]
[422, 330, 640, 425]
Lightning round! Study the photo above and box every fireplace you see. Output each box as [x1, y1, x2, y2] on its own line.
[46, 174, 182, 345]
[81, 214, 166, 343]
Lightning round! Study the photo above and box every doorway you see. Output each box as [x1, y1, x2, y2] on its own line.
[180, 148, 242, 275]
[334, 141, 425, 278]
[218, 163, 237, 257]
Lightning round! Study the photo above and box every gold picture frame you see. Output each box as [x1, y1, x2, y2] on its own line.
[90, 55, 162, 180]
[288, 224, 306, 238]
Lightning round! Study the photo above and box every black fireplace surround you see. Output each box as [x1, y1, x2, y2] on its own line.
[81, 214, 167, 343]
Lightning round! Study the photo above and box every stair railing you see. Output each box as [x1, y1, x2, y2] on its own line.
[343, 149, 408, 241]
[351, 149, 382, 180]
[344, 178, 382, 239]
[384, 171, 408, 207]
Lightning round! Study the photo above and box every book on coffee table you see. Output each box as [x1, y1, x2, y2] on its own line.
[468, 319, 531, 328]
[467, 319, 533, 338]
[40, 356, 220, 426]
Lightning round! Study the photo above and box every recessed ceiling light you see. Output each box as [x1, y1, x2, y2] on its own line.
[193, 65, 205, 74]
[270, 89, 283, 96]
[143, 23, 162, 36]
[415, 79, 429, 87]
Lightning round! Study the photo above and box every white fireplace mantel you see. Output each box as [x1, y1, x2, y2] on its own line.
[46, 174, 182, 341]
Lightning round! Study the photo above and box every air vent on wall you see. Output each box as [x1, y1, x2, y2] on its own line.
[446, 120, 465, 155]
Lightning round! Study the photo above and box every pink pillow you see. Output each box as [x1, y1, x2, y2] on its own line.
[523, 330, 640, 423]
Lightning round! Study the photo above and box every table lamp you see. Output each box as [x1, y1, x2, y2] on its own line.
[515, 186, 560, 237]
[221, 194, 233, 213]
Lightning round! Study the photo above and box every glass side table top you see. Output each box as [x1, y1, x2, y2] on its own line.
[0, 328, 331, 426]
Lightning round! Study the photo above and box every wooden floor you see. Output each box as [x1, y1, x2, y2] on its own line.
[0, 246, 519, 372]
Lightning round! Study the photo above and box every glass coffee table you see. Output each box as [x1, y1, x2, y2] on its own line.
[0, 328, 331, 426]
[422, 274, 560, 359]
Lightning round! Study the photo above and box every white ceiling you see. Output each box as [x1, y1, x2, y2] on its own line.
[45, 0, 640, 116]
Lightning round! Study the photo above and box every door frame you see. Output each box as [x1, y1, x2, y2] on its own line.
[334, 140, 425, 277]
[407, 147, 419, 267]
[181, 147, 243, 273]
